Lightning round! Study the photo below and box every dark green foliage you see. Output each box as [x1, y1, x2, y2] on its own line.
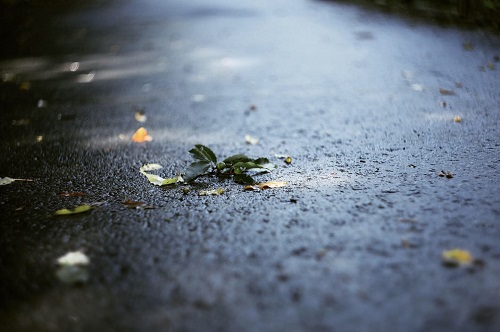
[183, 145, 276, 184]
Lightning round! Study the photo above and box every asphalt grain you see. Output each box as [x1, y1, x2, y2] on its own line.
[0, 0, 499, 331]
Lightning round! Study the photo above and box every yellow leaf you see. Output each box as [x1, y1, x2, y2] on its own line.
[55, 204, 92, 216]
[243, 185, 259, 191]
[442, 249, 473, 266]
[140, 164, 179, 186]
[454, 116, 462, 123]
[258, 181, 286, 189]
[132, 127, 152, 142]
[199, 188, 225, 196]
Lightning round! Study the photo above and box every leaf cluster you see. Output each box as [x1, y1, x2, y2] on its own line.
[184, 145, 276, 184]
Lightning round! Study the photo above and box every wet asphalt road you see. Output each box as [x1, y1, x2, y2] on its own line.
[1, 0, 500, 331]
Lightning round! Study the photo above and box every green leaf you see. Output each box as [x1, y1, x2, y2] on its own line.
[216, 162, 227, 170]
[254, 157, 270, 164]
[189, 145, 217, 164]
[184, 161, 212, 182]
[234, 174, 255, 184]
[223, 154, 252, 165]
[55, 204, 92, 216]
[232, 160, 276, 174]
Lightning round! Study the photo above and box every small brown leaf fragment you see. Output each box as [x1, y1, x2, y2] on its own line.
[454, 116, 462, 123]
[438, 171, 454, 179]
[440, 101, 446, 108]
[123, 200, 146, 207]
[284, 156, 292, 164]
[439, 88, 455, 96]
[59, 192, 86, 197]
[123, 200, 156, 209]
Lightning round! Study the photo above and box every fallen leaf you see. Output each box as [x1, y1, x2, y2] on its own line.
[134, 111, 147, 123]
[284, 156, 292, 164]
[57, 251, 90, 266]
[442, 249, 473, 266]
[142, 173, 179, 186]
[243, 185, 259, 191]
[258, 181, 287, 189]
[139, 164, 180, 186]
[199, 188, 225, 196]
[59, 191, 86, 197]
[132, 127, 152, 142]
[454, 116, 462, 123]
[245, 134, 260, 145]
[0, 177, 33, 185]
[438, 171, 454, 179]
[439, 88, 455, 95]
[55, 204, 92, 216]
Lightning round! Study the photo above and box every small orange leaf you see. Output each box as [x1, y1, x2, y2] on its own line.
[132, 127, 152, 142]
